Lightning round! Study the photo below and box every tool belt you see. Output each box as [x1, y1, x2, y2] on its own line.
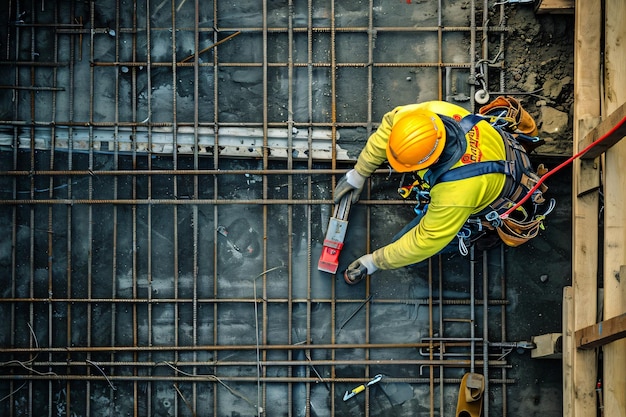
[475, 126, 553, 247]
[498, 216, 542, 247]
[477, 194, 555, 247]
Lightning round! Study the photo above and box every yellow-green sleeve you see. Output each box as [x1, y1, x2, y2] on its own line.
[353, 109, 397, 177]
[372, 174, 504, 269]
[372, 194, 473, 269]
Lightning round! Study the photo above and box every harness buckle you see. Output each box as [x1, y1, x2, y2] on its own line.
[466, 217, 483, 232]
[504, 160, 515, 176]
[485, 210, 502, 227]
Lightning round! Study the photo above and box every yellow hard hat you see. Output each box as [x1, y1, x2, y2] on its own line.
[386, 109, 446, 172]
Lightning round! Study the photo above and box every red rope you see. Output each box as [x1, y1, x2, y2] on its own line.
[501, 115, 626, 219]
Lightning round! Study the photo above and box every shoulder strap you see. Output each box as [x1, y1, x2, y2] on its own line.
[458, 114, 486, 133]
[424, 113, 488, 185]
[436, 160, 514, 183]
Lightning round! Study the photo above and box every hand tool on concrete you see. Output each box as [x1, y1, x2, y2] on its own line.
[343, 374, 383, 401]
[456, 372, 485, 417]
[318, 191, 353, 274]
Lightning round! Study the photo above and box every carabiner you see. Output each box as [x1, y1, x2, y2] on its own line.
[398, 179, 425, 199]
[398, 186, 413, 199]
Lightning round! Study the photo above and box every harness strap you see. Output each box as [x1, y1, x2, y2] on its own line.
[489, 129, 547, 211]
[458, 113, 486, 133]
[425, 115, 543, 209]
[431, 119, 552, 247]
[410, 111, 554, 250]
[424, 114, 473, 185]
[425, 114, 493, 185]
[436, 160, 514, 183]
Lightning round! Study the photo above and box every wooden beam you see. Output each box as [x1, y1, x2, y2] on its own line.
[569, 0, 602, 416]
[534, 0, 575, 14]
[562, 287, 574, 416]
[576, 313, 626, 349]
[531, 333, 562, 358]
[579, 101, 626, 160]
[603, 1, 626, 416]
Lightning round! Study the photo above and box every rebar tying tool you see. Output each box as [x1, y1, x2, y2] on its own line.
[343, 374, 383, 401]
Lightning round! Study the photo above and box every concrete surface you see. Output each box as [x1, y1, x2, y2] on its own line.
[0, 1, 572, 416]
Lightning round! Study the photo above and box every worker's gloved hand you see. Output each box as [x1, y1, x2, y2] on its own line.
[344, 254, 378, 285]
[334, 169, 367, 204]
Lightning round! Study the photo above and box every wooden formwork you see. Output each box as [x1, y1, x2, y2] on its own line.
[566, 1, 626, 416]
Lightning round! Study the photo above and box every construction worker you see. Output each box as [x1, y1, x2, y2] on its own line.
[334, 98, 552, 285]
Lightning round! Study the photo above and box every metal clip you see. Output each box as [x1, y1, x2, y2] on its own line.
[485, 210, 502, 227]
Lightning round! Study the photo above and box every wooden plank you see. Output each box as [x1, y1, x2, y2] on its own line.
[531, 333, 562, 359]
[534, 0, 575, 14]
[571, 193, 600, 417]
[576, 118, 601, 197]
[562, 287, 574, 416]
[603, 1, 626, 416]
[576, 159, 600, 197]
[580, 101, 626, 160]
[603, 263, 626, 417]
[570, 0, 602, 416]
[575, 312, 626, 349]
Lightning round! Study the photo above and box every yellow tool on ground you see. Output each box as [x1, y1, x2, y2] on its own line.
[456, 372, 485, 417]
[343, 374, 383, 401]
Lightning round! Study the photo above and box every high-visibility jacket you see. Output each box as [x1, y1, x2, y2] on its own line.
[354, 101, 508, 270]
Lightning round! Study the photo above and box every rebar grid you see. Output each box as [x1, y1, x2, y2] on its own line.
[0, 1, 515, 416]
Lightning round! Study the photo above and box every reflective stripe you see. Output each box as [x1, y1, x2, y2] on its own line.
[417, 137, 441, 165]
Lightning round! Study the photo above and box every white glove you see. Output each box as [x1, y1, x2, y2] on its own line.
[344, 254, 378, 285]
[356, 254, 378, 274]
[333, 169, 367, 204]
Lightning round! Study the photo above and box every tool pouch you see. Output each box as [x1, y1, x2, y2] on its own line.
[496, 216, 543, 247]
[494, 197, 556, 247]
[479, 95, 538, 137]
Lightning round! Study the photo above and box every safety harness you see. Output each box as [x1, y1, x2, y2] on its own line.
[398, 112, 556, 254]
